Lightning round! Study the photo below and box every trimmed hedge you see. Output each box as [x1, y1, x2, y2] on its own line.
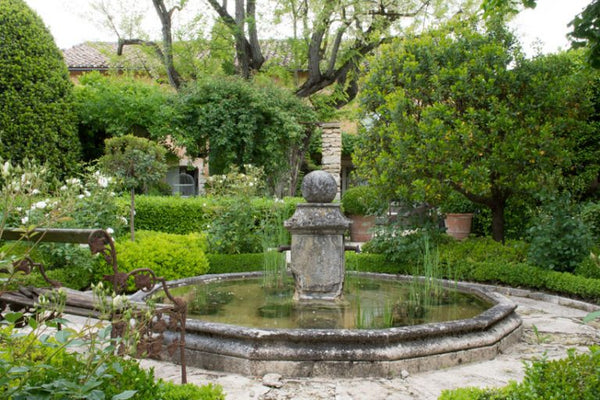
[205, 248, 600, 303]
[438, 238, 600, 303]
[206, 253, 265, 274]
[128, 195, 302, 235]
[100, 231, 210, 287]
[0, 0, 81, 177]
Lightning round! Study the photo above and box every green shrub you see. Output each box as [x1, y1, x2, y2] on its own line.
[527, 195, 592, 273]
[206, 253, 265, 274]
[345, 252, 410, 274]
[74, 72, 174, 162]
[114, 231, 209, 283]
[439, 237, 528, 266]
[341, 186, 387, 216]
[130, 195, 302, 254]
[440, 347, 600, 400]
[160, 382, 225, 400]
[0, 322, 161, 399]
[362, 224, 449, 267]
[581, 201, 600, 240]
[0, 0, 81, 177]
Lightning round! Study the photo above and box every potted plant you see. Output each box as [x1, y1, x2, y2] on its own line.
[440, 192, 474, 240]
[341, 186, 386, 242]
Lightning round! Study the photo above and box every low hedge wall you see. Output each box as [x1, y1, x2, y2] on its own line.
[126, 195, 303, 235]
[207, 253, 265, 274]
[206, 250, 600, 303]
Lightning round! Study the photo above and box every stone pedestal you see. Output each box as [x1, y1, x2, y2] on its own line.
[284, 171, 352, 302]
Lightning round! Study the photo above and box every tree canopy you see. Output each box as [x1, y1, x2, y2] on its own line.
[0, 0, 81, 177]
[96, 0, 467, 109]
[99, 135, 167, 240]
[74, 72, 174, 161]
[171, 76, 317, 195]
[355, 18, 599, 242]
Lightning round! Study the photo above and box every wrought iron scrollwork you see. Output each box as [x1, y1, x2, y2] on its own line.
[103, 264, 188, 384]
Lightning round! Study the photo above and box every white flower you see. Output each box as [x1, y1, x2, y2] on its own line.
[31, 189, 40, 195]
[1, 161, 10, 177]
[112, 294, 127, 309]
[120, 216, 128, 225]
[34, 200, 47, 209]
[97, 176, 109, 188]
[21, 216, 28, 224]
[248, 182, 254, 187]
[59, 185, 68, 191]
[77, 194, 84, 199]
[106, 227, 114, 235]
[84, 190, 91, 197]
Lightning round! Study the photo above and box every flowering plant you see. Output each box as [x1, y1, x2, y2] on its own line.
[205, 164, 265, 197]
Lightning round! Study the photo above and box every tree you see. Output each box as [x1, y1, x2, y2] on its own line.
[99, 135, 167, 241]
[570, 1, 600, 68]
[0, 0, 81, 177]
[73, 72, 175, 161]
[355, 19, 598, 242]
[99, 0, 463, 108]
[171, 76, 317, 195]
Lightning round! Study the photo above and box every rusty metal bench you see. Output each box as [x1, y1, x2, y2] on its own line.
[0, 228, 188, 383]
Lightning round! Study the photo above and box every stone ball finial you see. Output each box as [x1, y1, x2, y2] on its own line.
[301, 170, 337, 203]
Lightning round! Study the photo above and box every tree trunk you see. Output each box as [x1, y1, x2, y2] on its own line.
[130, 188, 136, 242]
[152, 0, 181, 89]
[490, 201, 505, 243]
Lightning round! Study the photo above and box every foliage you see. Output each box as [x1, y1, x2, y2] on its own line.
[527, 194, 593, 273]
[341, 186, 387, 216]
[0, 163, 126, 290]
[580, 201, 600, 240]
[342, 132, 359, 157]
[110, 231, 209, 286]
[362, 224, 449, 267]
[74, 72, 175, 161]
[436, 239, 600, 303]
[570, 1, 600, 68]
[0, 299, 159, 399]
[355, 17, 599, 242]
[130, 195, 302, 250]
[439, 347, 600, 400]
[0, 0, 81, 178]
[205, 196, 294, 254]
[161, 381, 225, 400]
[205, 253, 265, 274]
[99, 135, 167, 241]
[99, 135, 167, 194]
[171, 76, 317, 194]
[440, 192, 475, 214]
[204, 164, 266, 197]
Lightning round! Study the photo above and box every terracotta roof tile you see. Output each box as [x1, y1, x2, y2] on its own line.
[62, 40, 304, 71]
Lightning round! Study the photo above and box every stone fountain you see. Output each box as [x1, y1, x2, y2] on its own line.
[284, 170, 351, 302]
[133, 171, 523, 377]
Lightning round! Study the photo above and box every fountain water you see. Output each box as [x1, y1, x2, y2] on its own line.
[133, 171, 522, 377]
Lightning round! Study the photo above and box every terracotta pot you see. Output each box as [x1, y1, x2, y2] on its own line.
[444, 213, 473, 240]
[349, 215, 376, 242]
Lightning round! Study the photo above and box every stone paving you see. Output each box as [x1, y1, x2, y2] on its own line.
[140, 289, 600, 400]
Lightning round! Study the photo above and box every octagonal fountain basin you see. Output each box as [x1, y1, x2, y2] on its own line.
[131, 271, 522, 378]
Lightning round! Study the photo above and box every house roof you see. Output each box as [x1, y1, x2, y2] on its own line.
[62, 42, 151, 71]
[62, 40, 303, 72]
